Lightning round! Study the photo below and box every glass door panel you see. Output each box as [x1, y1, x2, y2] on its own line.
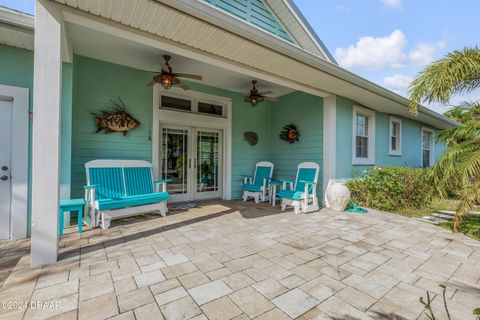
[195, 129, 222, 199]
[161, 127, 190, 201]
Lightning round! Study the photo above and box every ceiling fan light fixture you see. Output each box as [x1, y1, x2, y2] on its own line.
[160, 73, 174, 90]
[245, 94, 264, 107]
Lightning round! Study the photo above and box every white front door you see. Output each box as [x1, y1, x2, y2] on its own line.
[160, 125, 222, 202]
[0, 100, 12, 239]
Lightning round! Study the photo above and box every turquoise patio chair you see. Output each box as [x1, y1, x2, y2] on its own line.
[277, 162, 320, 214]
[241, 161, 274, 203]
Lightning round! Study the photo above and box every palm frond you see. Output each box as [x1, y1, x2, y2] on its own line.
[408, 47, 480, 115]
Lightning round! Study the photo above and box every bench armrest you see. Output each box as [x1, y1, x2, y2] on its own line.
[154, 179, 170, 193]
[84, 184, 98, 189]
[279, 179, 295, 183]
[154, 179, 172, 184]
[299, 180, 316, 185]
[279, 179, 294, 190]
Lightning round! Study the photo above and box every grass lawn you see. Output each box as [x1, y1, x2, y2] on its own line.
[394, 198, 480, 241]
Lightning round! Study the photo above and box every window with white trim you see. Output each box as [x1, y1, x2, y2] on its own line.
[421, 127, 434, 168]
[353, 106, 375, 165]
[389, 116, 402, 156]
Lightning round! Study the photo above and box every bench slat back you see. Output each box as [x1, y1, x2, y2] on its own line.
[89, 167, 125, 200]
[124, 167, 154, 195]
[86, 160, 155, 200]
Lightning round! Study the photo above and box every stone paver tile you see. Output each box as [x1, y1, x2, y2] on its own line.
[254, 308, 291, 320]
[134, 302, 164, 320]
[272, 288, 319, 319]
[150, 278, 181, 295]
[222, 272, 255, 291]
[35, 271, 69, 289]
[23, 294, 78, 320]
[190, 315, 208, 320]
[155, 286, 188, 306]
[90, 260, 118, 275]
[118, 287, 154, 312]
[334, 287, 376, 311]
[79, 292, 118, 320]
[114, 277, 137, 295]
[418, 256, 462, 278]
[279, 274, 305, 289]
[160, 296, 202, 320]
[178, 271, 210, 289]
[140, 261, 167, 273]
[79, 273, 114, 301]
[188, 280, 233, 305]
[201, 296, 242, 320]
[342, 274, 389, 299]
[163, 254, 189, 266]
[206, 267, 232, 280]
[161, 261, 198, 279]
[46, 310, 77, 320]
[348, 257, 379, 272]
[252, 279, 288, 300]
[108, 311, 135, 320]
[31, 279, 78, 301]
[368, 285, 424, 320]
[298, 279, 334, 303]
[318, 296, 371, 320]
[229, 286, 275, 318]
[298, 308, 333, 320]
[134, 269, 166, 288]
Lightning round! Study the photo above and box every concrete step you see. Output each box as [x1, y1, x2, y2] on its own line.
[431, 213, 453, 220]
[421, 216, 451, 224]
[415, 217, 439, 225]
[437, 210, 480, 217]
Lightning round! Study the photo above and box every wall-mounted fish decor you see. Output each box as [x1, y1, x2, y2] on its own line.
[92, 98, 140, 136]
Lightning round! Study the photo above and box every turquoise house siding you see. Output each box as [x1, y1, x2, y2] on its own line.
[270, 92, 323, 193]
[0, 44, 73, 235]
[202, 0, 292, 42]
[335, 96, 445, 179]
[70, 55, 273, 199]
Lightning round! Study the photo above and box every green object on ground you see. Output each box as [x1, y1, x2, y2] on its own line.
[345, 199, 368, 214]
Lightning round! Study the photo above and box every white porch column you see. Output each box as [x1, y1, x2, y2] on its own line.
[323, 95, 337, 203]
[31, 0, 63, 265]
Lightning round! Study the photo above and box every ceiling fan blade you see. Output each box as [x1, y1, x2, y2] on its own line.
[147, 80, 156, 86]
[258, 91, 273, 95]
[173, 73, 203, 81]
[176, 80, 190, 91]
[264, 96, 280, 103]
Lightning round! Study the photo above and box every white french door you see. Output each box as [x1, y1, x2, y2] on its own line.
[0, 100, 12, 239]
[160, 125, 222, 202]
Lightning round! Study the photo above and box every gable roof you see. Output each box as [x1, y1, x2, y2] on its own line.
[264, 0, 337, 64]
[0, 6, 34, 51]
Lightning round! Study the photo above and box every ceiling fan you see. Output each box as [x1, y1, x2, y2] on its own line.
[148, 55, 203, 90]
[244, 80, 280, 106]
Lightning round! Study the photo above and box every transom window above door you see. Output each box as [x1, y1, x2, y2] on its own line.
[160, 93, 225, 117]
[352, 106, 376, 165]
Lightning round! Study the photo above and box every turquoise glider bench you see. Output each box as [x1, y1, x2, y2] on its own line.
[85, 160, 170, 230]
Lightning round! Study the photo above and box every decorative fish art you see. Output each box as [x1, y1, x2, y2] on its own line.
[92, 98, 140, 136]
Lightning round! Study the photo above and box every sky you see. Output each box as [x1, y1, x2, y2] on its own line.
[1, 0, 478, 113]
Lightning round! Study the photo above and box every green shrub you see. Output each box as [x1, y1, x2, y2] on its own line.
[346, 167, 434, 212]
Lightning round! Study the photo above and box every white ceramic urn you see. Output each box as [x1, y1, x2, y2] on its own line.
[325, 183, 351, 212]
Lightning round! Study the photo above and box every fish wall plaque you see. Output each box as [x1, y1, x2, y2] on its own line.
[92, 98, 140, 136]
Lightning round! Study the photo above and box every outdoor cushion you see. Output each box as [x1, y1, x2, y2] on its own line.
[97, 192, 169, 211]
[242, 184, 263, 192]
[277, 189, 304, 201]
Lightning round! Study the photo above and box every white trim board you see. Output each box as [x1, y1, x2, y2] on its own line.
[0, 84, 29, 239]
[352, 105, 376, 166]
[152, 85, 232, 201]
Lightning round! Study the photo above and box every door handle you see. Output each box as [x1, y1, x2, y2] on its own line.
[189, 158, 191, 169]
[0, 175, 8, 181]
[1, 166, 7, 171]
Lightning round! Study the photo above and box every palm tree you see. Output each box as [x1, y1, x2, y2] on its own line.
[408, 47, 480, 231]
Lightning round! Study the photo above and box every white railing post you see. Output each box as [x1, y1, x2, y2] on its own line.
[31, 0, 63, 265]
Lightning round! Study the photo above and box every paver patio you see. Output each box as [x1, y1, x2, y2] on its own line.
[0, 201, 479, 320]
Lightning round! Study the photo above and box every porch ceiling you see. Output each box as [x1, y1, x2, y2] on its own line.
[67, 22, 294, 97]
[0, 6, 34, 51]
[52, 0, 456, 129]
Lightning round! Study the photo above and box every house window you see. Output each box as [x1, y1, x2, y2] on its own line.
[161, 95, 192, 112]
[421, 127, 434, 168]
[198, 102, 223, 116]
[352, 106, 375, 165]
[389, 117, 402, 156]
